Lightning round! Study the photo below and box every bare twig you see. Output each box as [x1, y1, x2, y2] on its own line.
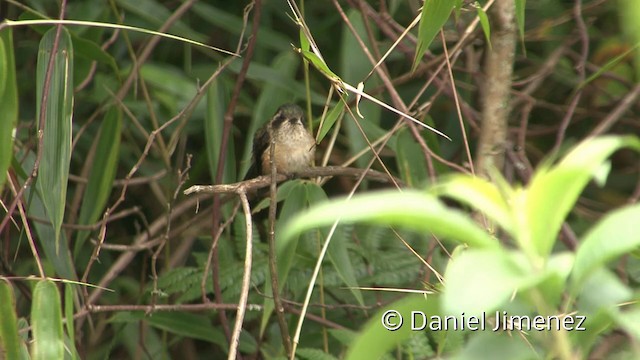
[228, 191, 254, 360]
[184, 166, 404, 196]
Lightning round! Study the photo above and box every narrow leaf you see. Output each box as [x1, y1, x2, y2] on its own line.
[475, 4, 491, 50]
[31, 280, 64, 360]
[316, 100, 344, 143]
[0, 279, 21, 360]
[412, 0, 455, 71]
[75, 107, 122, 254]
[0, 28, 19, 190]
[35, 27, 74, 249]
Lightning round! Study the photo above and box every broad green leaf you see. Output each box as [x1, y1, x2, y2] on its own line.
[346, 294, 439, 360]
[525, 136, 640, 258]
[75, 107, 122, 254]
[0, 279, 21, 360]
[443, 249, 535, 315]
[576, 269, 632, 312]
[611, 307, 640, 342]
[572, 204, 640, 289]
[281, 190, 498, 251]
[31, 280, 64, 360]
[412, 0, 455, 71]
[452, 331, 536, 360]
[0, 28, 18, 190]
[432, 175, 514, 236]
[35, 27, 74, 249]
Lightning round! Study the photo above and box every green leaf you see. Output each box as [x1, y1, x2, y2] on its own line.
[443, 249, 535, 315]
[412, 0, 455, 72]
[306, 183, 364, 306]
[572, 204, 640, 289]
[64, 283, 78, 360]
[0, 28, 18, 190]
[346, 294, 440, 360]
[35, 27, 74, 249]
[281, 190, 498, 251]
[514, 0, 526, 42]
[525, 135, 640, 258]
[395, 128, 428, 187]
[475, 4, 491, 50]
[75, 107, 122, 254]
[294, 47, 342, 85]
[316, 100, 344, 144]
[205, 77, 236, 184]
[433, 175, 514, 236]
[297, 347, 339, 360]
[0, 279, 21, 360]
[31, 280, 64, 360]
[453, 331, 537, 360]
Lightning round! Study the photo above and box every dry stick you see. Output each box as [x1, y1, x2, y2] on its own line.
[210, 2, 261, 350]
[184, 167, 404, 196]
[201, 203, 241, 303]
[551, 0, 589, 154]
[0, 0, 68, 245]
[440, 31, 475, 175]
[588, 82, 640, 138]
[228, 191, 254, 360]
[8, 175, 45, 277]
[268, 135, 292, 355]
[150, 156, 192, 307]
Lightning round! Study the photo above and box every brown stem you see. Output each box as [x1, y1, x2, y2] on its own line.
[475, 0, 516, 177]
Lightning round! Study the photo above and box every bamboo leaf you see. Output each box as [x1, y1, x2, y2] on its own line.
[412, 0, 455, 72]
[0, 28, 18, 190]
[35, 27, 74, 250]
[74, 107, 122, 254]
[0, 279, 21, 360]
[31, 280, 64, 360]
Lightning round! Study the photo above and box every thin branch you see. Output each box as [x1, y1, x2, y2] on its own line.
[228, 191, 254, 360]
[184, 166, 405, 196]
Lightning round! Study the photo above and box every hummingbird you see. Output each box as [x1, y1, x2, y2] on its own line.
[246, 104, 316, 178]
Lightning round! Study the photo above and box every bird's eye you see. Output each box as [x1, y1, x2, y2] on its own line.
[272, 114, 287, 128]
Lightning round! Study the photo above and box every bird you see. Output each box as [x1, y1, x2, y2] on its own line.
[246, 104, 316, 178]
